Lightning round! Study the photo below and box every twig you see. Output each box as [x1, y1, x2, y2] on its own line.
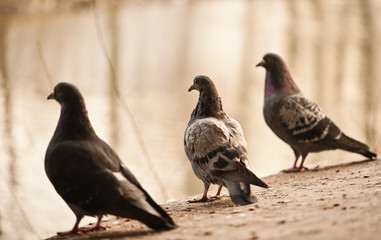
[36, 41, 55, 89]
[92, 0, 170, 201]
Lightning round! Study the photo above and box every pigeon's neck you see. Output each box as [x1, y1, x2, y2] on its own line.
[265, 67, 299, 99]
[192, 89, 225, 119]
[53, 99, 95, 140]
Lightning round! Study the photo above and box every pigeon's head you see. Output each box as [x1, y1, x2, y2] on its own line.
[188, 75, 216, 93]
[48, 82, 93, 134]
[256, 53, 299, 97]
[256, 53, 285, 71]
[47, 82, 84, 105]
[188, 75, 224, 117]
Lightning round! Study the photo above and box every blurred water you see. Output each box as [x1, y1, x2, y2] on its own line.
[0, 0, 380, 239]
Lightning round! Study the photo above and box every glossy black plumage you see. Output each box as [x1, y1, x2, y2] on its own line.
[45, 82, 177, 235]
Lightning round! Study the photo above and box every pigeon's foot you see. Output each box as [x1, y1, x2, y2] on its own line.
[188, 195, 210, 203]
[57, 220, 81, 236]
[282, 167, 302, 173]
[188, 195, 219, 203]
[282, 166, 308, 173]
[57, 224, 106, 236]
[78, 224, 106, 233]
[210, 185, 223, 200]
[57, 229, 79, 236]
[209, 194, 221, 200]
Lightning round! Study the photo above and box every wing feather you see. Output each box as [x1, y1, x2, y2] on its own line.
[280, 95, 342, 143]
[184, 117, 267, 188]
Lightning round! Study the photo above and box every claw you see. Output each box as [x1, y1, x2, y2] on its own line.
[282, 167, 302, 173]
[78, 224, 106, 233]
[282, 166, 308, 173]
[57, 216, 105, 236]
[188, 195, 210, 203]
[57, 229, 79, 236]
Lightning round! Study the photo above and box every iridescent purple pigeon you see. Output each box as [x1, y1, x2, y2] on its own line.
[257, 53, 377, 172]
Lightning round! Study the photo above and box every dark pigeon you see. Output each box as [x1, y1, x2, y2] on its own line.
[184, 75, 268, 205]
[45, 82, 177, 236]
[256, 53, 377, 172]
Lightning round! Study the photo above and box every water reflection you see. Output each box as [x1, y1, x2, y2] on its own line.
[0, 0, 380, 239]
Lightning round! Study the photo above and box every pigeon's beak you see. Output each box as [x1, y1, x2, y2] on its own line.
[188, 84, 196, 92]
[256, 60, 266, 68]
[47, 92, 55, 100]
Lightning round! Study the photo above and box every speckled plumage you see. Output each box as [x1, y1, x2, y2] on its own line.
[184, 75, 268, 205]
[257, 53, 377, 172]
[45, 82, 177, 235]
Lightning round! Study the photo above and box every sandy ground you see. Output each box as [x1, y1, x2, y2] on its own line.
[47, 158, 381, 240]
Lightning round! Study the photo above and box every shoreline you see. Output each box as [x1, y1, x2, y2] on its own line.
[47, 158, 381, 240]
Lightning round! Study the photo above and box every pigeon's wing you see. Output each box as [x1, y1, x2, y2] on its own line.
[225, 117, 250, 168]
[45, 139, 126, 213]
[46, 139, 176, 229]
[118, 163, 177, 226]
[184, 118, 229, 162]
[95, 139, 177, 228]
[184, 118, 267, 188]
[279, 95, 342, 143]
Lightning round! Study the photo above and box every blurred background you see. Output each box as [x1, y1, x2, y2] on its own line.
[0, 0, 380, 239]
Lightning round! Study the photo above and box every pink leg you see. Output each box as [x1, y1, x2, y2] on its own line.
[283, 153, 301, 173]
[210, 185, 223, 199]
[78, 216, 106, 232]
[57, 217, 81, 236]
[297, 155, 308, 171]
[57, 216, 105, 236]
[188, 184, 210, 203]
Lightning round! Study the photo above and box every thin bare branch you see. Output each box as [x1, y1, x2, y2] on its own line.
[36, 41, 55, 89]
[92, 0, 169, 201]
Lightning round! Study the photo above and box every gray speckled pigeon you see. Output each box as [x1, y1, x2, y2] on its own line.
[184, 75, 268, 205]
[256, 53, 377, 172]
[45, 82, 177, 236]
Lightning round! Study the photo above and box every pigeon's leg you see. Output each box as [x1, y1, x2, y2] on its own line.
[210, 185, 223, 199]
[57, 217, 82, 236]
[283, 150, 301, 173]
[78, 216, 106, 233]
[297, 154, 309, 171]
[188, 183, 211, 203]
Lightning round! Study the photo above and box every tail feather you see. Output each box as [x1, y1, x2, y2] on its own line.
[223, 180, 258, 205]
[338, 134, 377, 159]
[142, 190, 177, 227]
[119, 166, 177, 229]
[214, 161, 269, 188]
[249, 174, 269, 189]
[239, 182, 258, 203]
[109, 194, 177, 231]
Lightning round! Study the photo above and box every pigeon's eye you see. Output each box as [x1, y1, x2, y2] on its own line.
[56, 87, 63, 95]
[267, 57, 274, 63]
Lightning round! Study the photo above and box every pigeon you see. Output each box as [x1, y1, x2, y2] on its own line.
[184, 75, 268, 205]
[256, 53, 377, 172]
[45, 82, 177, 236]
